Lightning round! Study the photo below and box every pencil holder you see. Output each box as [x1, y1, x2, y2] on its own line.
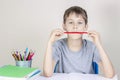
[15, 60, 32, 68]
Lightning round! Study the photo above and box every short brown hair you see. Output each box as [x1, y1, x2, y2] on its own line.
[63, 6, 88, 24]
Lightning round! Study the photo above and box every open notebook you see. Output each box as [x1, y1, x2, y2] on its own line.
[0, 65, 41, 80]
[33, 73, 118, 80]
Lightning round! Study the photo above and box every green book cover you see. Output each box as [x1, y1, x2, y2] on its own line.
[0, 65, 40, 78]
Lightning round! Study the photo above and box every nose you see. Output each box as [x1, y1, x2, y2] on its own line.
[73, 24, 78, 30]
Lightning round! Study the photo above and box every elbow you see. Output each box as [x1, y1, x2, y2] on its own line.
[44, 73, 53, 77]
[105, 73, 115, 79]
[43, 70, 53, 77]
[43, 66, 53, 77]
[105, 75, 114, 79]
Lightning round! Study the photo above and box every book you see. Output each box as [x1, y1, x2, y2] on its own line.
[0, 65, 41, 80]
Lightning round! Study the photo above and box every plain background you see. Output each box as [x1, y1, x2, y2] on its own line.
[0, 0, 120, 78]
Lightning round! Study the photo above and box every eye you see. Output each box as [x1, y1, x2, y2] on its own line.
[78, 22, 82, 24]
[68, 22, 73, 24]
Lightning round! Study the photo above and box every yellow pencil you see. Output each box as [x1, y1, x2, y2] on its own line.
[12, 54, 18, 61]
[18, 53, 21, 61]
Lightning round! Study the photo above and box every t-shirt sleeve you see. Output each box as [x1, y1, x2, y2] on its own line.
[52, 42, 59, 63]
[93, 46, 101, 63]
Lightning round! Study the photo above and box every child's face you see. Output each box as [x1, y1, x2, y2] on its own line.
[63, 13, 88, 39]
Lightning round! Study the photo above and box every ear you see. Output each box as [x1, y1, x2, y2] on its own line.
[62, 23, 67, 31]
[84, 24, 88, 31]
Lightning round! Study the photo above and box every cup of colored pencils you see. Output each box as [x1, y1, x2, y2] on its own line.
[12, 48, 34, 68]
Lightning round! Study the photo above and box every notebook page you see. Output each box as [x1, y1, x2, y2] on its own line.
[68, 73, 118, 80]
[33, 73, 69, 80]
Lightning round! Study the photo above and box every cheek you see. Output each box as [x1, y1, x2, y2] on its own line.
[82, 26, 87, 31]
[79, 26, 87, 31]
[64, 26, 72, 31]
[67, 28, 73, 31]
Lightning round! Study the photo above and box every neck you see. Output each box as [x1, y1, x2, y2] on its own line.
[67, 38, 83, 52]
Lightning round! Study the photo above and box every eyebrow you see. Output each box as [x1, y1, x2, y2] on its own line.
[67, 19, 73, 21]
[67, 19, 84, 22]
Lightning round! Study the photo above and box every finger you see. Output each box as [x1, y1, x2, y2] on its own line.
[88, 31, 96, 34]
[88, 32, 95, 36]
[56, 29, 64, 32]
[88, 30, 97, 33]
[55, 31, 64, 36]
[88, 31, 99, 35]
[55, 30, 64, 35]
[88, 33, 97, 38]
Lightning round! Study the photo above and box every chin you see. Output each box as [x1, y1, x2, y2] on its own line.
[69, 35, 82, 40]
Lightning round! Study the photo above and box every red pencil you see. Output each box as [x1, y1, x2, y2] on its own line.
[64, 32, 88, 34]
[28, 53, 34, 60]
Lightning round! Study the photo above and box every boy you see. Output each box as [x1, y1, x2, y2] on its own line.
[43, 6, 115, 78]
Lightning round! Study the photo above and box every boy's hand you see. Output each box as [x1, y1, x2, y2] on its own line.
[88, 31, 102, 45]
[49, 29, 64, 43]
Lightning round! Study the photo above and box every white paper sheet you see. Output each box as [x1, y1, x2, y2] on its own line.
[31, 73, 118, 80]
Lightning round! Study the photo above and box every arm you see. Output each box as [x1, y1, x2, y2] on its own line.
[43, 29, 64, 77]
[88, 31, 115, 78]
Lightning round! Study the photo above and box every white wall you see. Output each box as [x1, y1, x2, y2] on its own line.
[0, 0, 120, 78]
